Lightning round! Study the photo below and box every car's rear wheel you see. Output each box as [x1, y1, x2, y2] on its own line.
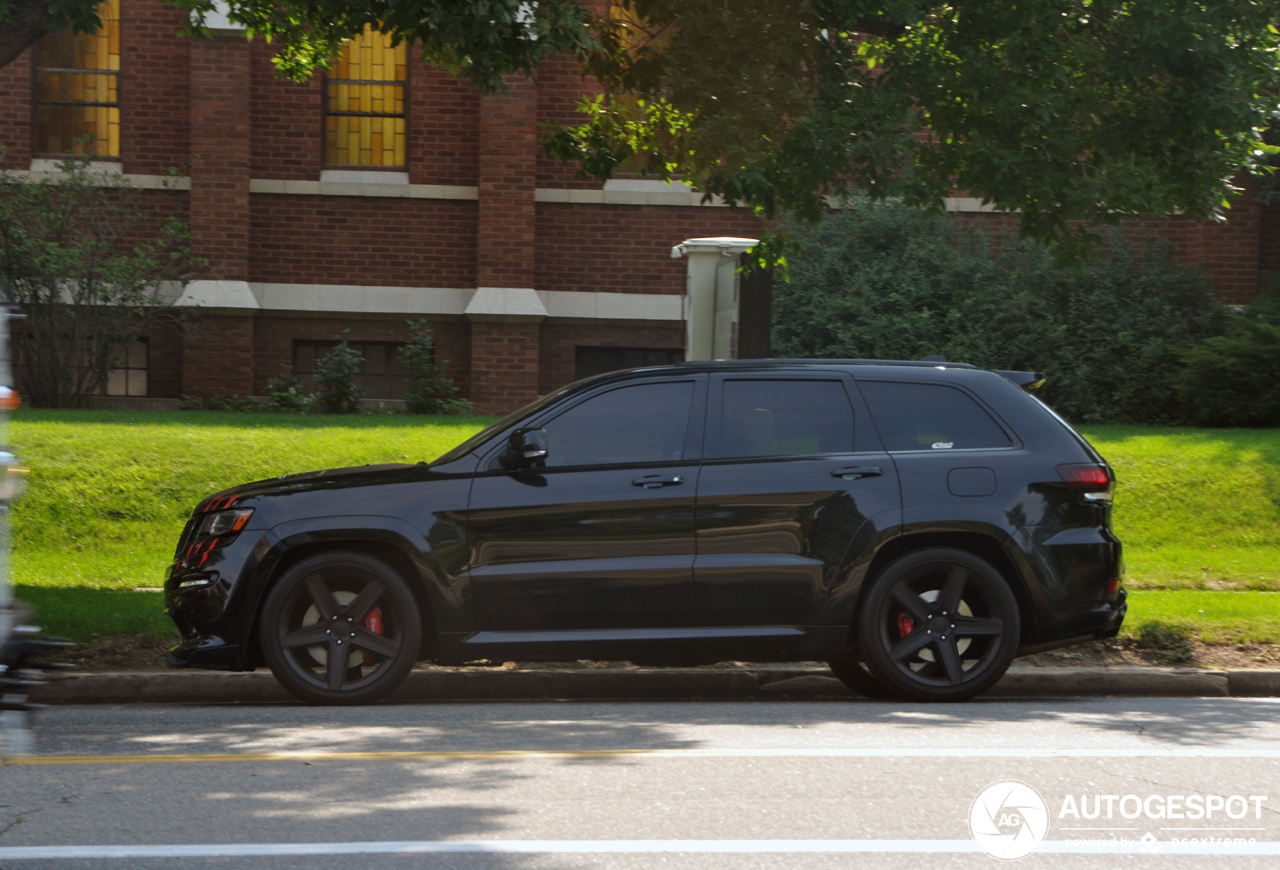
[857, 548, 1019, 702]
[260, 552, 421, 705]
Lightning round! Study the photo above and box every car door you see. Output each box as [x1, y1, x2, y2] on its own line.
[693, 373, 902, 630]
[464, 375, 707, 641]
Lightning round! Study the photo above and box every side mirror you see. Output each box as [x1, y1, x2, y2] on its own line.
[501, 427, 548, 469]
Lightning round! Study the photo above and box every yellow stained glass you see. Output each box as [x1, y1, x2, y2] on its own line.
[325, 26, 407, 167]
[33, 0, 120, 157]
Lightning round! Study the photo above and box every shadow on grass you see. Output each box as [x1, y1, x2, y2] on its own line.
[14, 586, 172, 643]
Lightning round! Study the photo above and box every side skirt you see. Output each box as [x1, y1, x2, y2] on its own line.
[434, 625, 849, 667]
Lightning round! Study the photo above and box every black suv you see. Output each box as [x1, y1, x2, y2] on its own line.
[166, 360, 1125, 704]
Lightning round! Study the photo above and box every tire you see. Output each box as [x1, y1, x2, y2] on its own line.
[827, 656, 899, 699]
[260, 552, 422, 705]
[857, 548, 1019, 702]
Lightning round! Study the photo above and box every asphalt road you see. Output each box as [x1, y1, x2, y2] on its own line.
[3, 697, 1279, 869]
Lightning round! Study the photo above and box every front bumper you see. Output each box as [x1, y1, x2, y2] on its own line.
[165, 529, 272, 672]
[166, 634, 242, 670]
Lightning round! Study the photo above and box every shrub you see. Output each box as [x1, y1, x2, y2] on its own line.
[312, 335, 365, 414]
[1132, 620, 1195, 665]
[0, 157, 201, 407]
[399, 320, 472, 415]
[205, 393, 261, 413]
[772, 200, 1225, 424]
[1176, 287, 1280, 427]
[265, 365, 310, 413]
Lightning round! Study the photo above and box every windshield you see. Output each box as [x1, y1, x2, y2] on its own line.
[430, 367, 678, 466]
[430, 385, 575, 466]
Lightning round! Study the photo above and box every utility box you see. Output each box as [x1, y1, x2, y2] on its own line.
[672, 236, 758, 361]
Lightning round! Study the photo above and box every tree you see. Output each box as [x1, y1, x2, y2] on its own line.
[0, 158, 200, 407]
[0, 0, 102, 69]
[8, 0, 1280, 252]
[0, 0, 594, 90]
[549, 0, 1280, 254]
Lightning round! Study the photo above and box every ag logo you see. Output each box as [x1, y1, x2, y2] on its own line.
[968, 780, 1049, 860]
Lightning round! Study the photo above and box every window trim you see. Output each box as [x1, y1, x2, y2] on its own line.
[853, 378, 1022, 453]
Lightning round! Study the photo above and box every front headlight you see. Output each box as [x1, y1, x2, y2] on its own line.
[196, 508, 254, 538]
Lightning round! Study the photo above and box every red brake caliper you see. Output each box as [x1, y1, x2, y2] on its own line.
[362, 606, 384, 665]
[897, 612, 915, 638]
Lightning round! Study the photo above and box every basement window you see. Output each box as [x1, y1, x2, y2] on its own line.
[293, 340, 408, 400]
[575, 347, 684, 380]
[103, 338, 148, 397]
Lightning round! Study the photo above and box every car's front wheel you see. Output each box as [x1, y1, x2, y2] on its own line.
[857, 548, 1019, 702]
[260, 552, 421, 705]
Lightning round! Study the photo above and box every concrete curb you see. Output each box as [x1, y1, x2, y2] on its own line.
[28, 665, 1280, 705]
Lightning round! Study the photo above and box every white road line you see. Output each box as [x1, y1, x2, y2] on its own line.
[11, 747, 1280, 766]
[1, 840, 1278, 859]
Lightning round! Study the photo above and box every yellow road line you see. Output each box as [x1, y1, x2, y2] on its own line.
[7, 747, 1280, 766]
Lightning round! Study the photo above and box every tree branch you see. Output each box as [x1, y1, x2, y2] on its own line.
[0, 0, 53, 69]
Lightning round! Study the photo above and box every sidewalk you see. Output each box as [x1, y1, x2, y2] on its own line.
[29, 663, 1280, 704]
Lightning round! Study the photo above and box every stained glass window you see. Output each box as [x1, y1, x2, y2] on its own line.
[324, 26, 407, 167]
[34, 0, 121, 158]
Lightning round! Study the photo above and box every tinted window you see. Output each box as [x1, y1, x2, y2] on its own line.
[721, 380, 854, 458]
[859, 381, 1012, 451]
[543, 381, 695, 467]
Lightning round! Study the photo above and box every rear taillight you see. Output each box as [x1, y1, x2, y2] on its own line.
[1057, 463, 1113, 502]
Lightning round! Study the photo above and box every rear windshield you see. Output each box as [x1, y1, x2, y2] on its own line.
[859, 381, 1012, 451]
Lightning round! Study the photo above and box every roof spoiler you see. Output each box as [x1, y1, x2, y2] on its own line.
[995, 370, 1046, 392]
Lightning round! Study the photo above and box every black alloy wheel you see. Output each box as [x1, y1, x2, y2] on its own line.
[857, 548, 1020, 702]
[260, 552, 422, 705]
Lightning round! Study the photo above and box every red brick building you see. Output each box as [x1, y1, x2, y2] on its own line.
[1, 0, 1271, 413]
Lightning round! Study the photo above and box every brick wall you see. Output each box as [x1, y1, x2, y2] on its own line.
[189, 34, 250, 279]
[251, 316, 470, 398]
[539, 322, 684, 394]
[248, 195, 478, 286]
[535, 54, 599, 190]
[478, 76, 538, 288]
[469, 321, 541, 413]
[181, 315, 255, 398]
[1172, 180, 1262, 307]
[1258, 204, 1280, 282]
[0, 48, 31, 170]
[408, 59, 480, 187]
[536, 203, 764, 296]
[250, 40, 321, 180]
[121, 0, 189, 175]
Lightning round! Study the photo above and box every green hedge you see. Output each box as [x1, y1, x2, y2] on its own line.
[773, 202, 1226, 424]
[1177, 287, 1280, 427]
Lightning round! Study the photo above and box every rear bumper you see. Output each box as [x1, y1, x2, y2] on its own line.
[1017, 589, 1126, 656]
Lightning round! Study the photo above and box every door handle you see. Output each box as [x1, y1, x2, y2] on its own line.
[832, 466, 882, 480]
[632, 475, 683, 489]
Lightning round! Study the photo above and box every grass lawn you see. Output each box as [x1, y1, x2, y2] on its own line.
[1124, 590, 1280, 645]
[7, 410, 1279, 645]
[1079, 426, 1280, 591]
